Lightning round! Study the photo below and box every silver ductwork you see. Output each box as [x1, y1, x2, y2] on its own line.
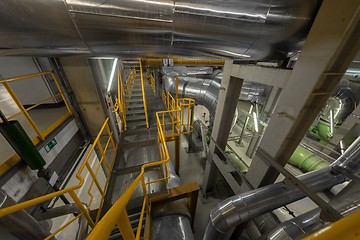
[203, 168, 346, 240]
[0, 0, 320, 59]
[119, 145, 194, 240]
[0, 190, 53, 240]
[203, 135, 360, 240]
[264, 186, 360, 240]
[163, 75, 265, 127]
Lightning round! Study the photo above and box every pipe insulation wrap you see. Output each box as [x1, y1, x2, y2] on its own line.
[203, 168, 346, 240]
[163, 75, 265, 128]
[119, 145, 194, 240]
[264, 187, 360, 240]
[288, 145, 329, 172]
[0, 0, 321, 59]
[0, 190, 53, 240]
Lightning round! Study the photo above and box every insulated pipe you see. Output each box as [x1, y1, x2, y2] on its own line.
[163, 75, 264, 128]
[263, 187, 360, 240]
[204, 134, 360, 240]
[288, 145, 329, 172]
[0, 190, 53, 240]
[203, 168, 346, 240]
[0, 0, 321, 59]
[120, 145, 194, 240]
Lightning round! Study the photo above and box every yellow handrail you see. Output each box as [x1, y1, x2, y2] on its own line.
[139, 59, 149, 128]
[0, 71, 73, 174]
[149, 72, 156, 96]
[87, 91, 194, 239]
[87, 111, 171, 239]
[113, 68, 127, 131]
[0, 118, 118, 239]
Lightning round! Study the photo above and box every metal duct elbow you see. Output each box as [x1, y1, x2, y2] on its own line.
[203, 168, 346, 240]
[163, 74, 265, 128]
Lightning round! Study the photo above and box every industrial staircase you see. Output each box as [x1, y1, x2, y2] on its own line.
[122, 59, 149, 130]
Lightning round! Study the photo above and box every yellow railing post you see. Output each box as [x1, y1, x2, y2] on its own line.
[50, 72, 73, 115]
[139, 59, 149, 128]
[2, 82, 45, 141]
[69, 190, 95, 227]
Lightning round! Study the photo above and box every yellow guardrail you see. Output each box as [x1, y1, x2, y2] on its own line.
[113, 69, 127, 131]
[139, 59, 149, 128]
[149, 72, 156, 96]
[0, 118, 117, 239]
[0, 71, 73, 175]
[87, 91, 194, 239]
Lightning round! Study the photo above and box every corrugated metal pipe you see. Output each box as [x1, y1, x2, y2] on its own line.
[203, 136, 360, 240]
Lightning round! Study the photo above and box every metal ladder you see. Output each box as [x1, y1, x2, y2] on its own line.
[122, 59, 149, 130]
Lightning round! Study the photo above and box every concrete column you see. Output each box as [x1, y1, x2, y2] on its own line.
[202, 60, 243, 195]
[242, 0, 360, 191]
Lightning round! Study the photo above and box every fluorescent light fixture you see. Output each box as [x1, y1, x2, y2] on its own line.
[330, 109, 334, 135]
[253, 111, 259, 132]
[107, 58, 118, 93]
[340, 140, 345, 154]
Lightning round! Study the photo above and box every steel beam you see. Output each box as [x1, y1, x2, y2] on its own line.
[242, 0, 360, 190]
[202, 60, 243, 195]
[231, 65, 291, 88]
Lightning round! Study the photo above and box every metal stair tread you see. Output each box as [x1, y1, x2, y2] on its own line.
[126, 99, 144, 104]
[126, 110, 145, 115]
[127, 115, 146, 121]
[126, 103, 145, 109]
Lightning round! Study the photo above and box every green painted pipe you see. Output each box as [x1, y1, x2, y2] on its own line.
[225, 147, 248, 173]
[317, 122, 333, 143]
[0, 120, 46, 170]
[289, 145, 329, 172]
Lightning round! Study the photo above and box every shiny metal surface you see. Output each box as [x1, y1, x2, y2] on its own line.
[120, 146, 165, 198]
[333, 136, 360, 174]
[0, 190, 53, 240]
[203, 168, 347, 240]
[204, 136, 360, 240]
[319, 82, 356, 125]
[264, 187, 360, 240]
[0, 0, 320, 59]
[152, 215, 194, 240]
[163, 74, 265, 127]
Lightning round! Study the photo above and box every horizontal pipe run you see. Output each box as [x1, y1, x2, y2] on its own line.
[203, 168, 346, 240]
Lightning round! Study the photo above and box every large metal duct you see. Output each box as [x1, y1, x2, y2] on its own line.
[0, 0, 320, 59]
[202, 168, 346, 240]
[203, 136, 360, 240]
[119, 145, 194, 240]
[0, 190, 53, 240]
[263, 186, 360, 240]
[163, 75, 265, 127]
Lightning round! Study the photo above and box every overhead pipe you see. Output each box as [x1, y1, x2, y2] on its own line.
[203, 134, 360, 240]
[0, 0, 321, 59]
[163, 75, 265, 128]
[202, 168, 346, 240]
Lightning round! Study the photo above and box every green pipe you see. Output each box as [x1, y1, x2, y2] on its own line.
[225, 147, 248, 173]
[317, 122, 333, 143]
[0, 120, 46, 170]
[289, 145, 329, 172]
